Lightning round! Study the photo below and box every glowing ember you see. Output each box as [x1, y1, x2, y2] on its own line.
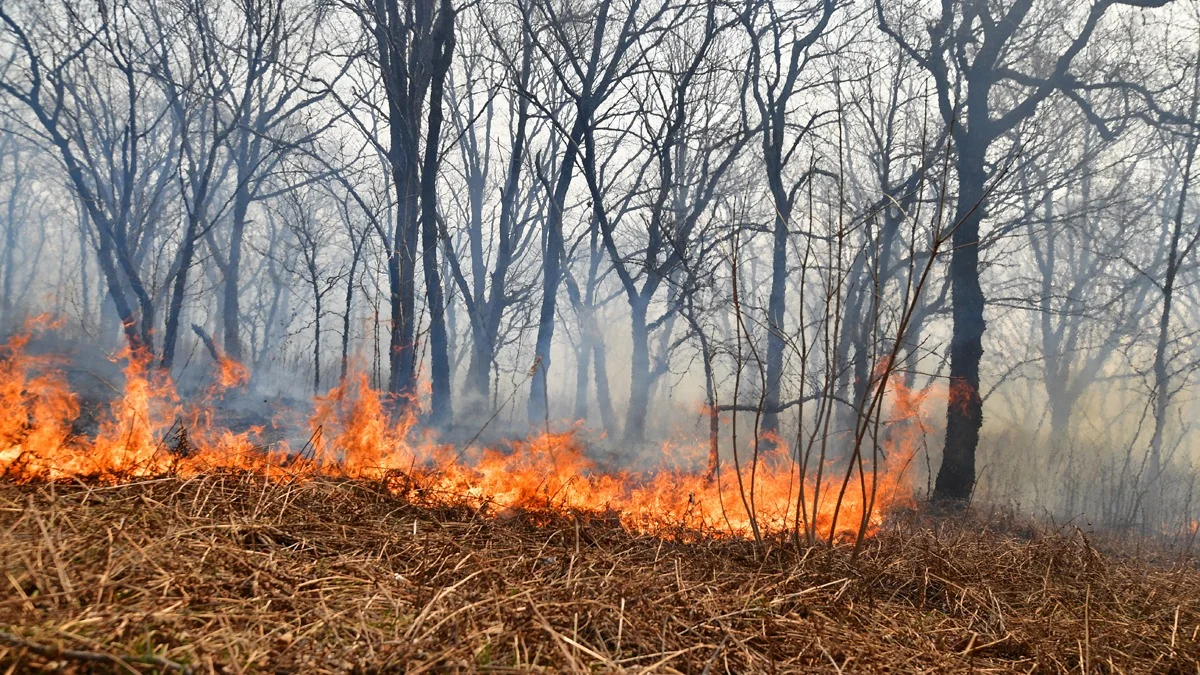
[0, 325, 932, 542]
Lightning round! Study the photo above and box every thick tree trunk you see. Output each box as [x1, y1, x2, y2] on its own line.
[389, 191, 420, 404]
[625, 300, 651, 444]
[933, 149, 987, 504]
[376, 0, 422, 410]
[1147, 138, 1196, 527]
[761, 207, 790, 435]
[419, 0, 455, 425]
[313, 282, 322, 395]
[92, 228, 147, 356]
[1047, 385, 1071, 452]
[161, 209, 204, 371]
[592, 337, 617, 434]
[1, 154, 21, 326]
[465, 325, 492, 400]
[528, 219, 563, 424]
[340, 243, 362, 385]
[528, 119, 583, 425]
[573, 337, 590, 421]
[222, 161, 251, 362]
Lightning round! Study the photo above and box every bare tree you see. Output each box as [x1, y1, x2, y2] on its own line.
[876, 0, 1176, 504]
[0, 0, 180, 357]
[741, 0, 836, 438]
[521, 0, 684, 425]
[579, 0, 748, 443]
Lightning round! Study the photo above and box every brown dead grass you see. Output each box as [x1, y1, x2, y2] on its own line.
[1, 474, 1199, 673]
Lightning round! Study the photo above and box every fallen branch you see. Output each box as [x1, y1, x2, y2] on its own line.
[191, 323, 221, 363]
[0, 629, 192, 674]
[717, 393, 852, 414]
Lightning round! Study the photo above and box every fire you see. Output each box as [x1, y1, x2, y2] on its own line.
[0, 325, 933, 543]
[215, 356, 250, 390]
[948, 376, 977, 416]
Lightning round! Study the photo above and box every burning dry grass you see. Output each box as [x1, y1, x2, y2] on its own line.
[2, 475, 1199, 673]
[0, 323, 924, 544]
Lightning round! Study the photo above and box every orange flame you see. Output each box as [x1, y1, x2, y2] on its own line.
[948, 377, 977, 416]
[0, 326, 935, 542]
[215, 356, 250, 391]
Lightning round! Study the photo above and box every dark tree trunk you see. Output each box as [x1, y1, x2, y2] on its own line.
[528, 117, 584, 425]
[761, 204, 790, 436]
[94, 231, 147, 356]
[528, 215, 564, 425]
[592, 336, 617, 434]
[390, 169, 421, 402]
[374, 0, 424, 409]
[625, 300, 651, 444]
[573, 337, 590, 421]
[1, 151, 22, 326]
[161, 206, 205, 371]
[223, 154, 252, 362]
[1148, 115, 1198, 523]
[313, 280, 322, 394]
[340, 240, 365, 385]
[465, 327, 492, 400]
[419, 0, 456, 425]
[933, 148, 987, 504]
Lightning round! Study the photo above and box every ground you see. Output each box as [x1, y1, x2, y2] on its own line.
[1, 475, 1198, 673]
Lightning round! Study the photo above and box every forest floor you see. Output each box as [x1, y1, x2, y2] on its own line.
[2, 475, 1199, 673]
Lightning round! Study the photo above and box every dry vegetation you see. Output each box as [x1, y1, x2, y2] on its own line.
[2, 474, 1199, 673]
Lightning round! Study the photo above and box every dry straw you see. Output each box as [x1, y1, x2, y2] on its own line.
[2, 474, 1199, 672]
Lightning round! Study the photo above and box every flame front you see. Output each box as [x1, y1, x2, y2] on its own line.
[0, 327, 931, 542]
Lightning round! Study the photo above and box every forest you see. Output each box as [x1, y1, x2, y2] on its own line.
[2, 0, 1200, 670]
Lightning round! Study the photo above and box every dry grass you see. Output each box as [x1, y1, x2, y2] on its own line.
[1, 474, 1199, 673]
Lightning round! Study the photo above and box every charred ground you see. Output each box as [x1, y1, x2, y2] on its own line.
[2, 475, 1198, 673]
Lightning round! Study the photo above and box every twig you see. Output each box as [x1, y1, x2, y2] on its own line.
[700, 634, 729, 675]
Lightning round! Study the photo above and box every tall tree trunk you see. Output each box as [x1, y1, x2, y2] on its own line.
[376, 0, 422, 409]
[835, 268, 868, 440]
[161, 208, 204, 371]
[528, 217, 564, 425]
[1148, 122, 1197, 527]
[761, 203, 790, 435]
[92, 229, 146, 356]
[420, 0, 455, 425]
[313, 279, 322, 395]
[1, 151, 22, 327]
[592, 336, 617, 434]
[223, 153, 252, 362]
[340, 242, 363, 385]
[465, 323, 492, 401]
[933, 147, 987, 504]
[625, 300, 651, 444]
[573, 335, 590, 421]
[389, 175, 421, 404]
[528, 118, 584, 425]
